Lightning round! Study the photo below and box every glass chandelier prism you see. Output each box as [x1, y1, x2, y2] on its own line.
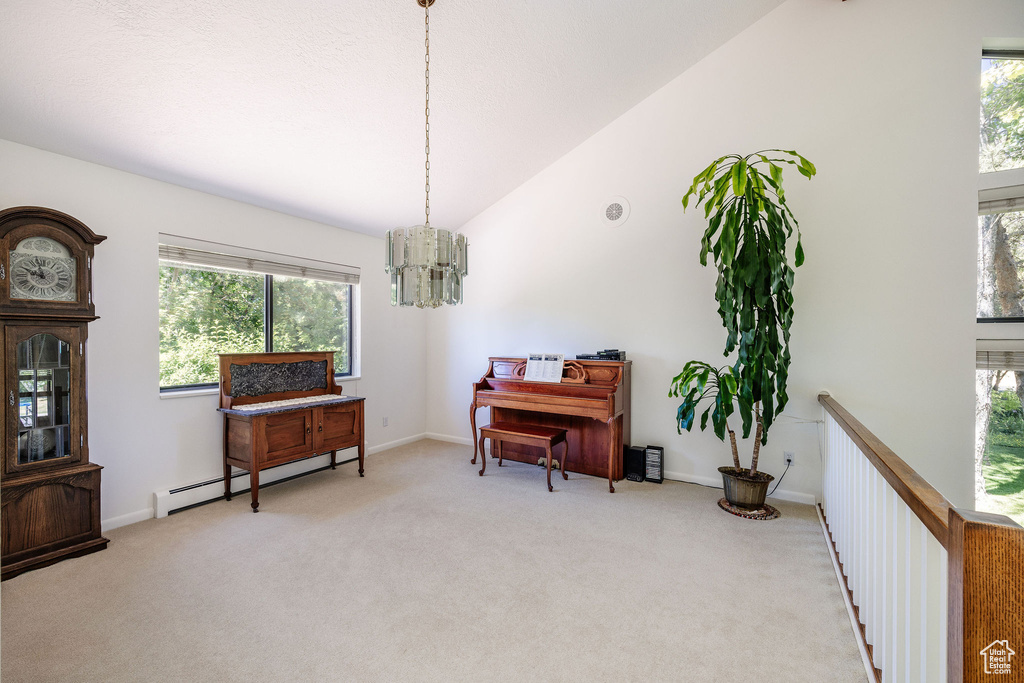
[386, 0, 468, 308]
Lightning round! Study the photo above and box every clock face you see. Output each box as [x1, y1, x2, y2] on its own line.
[9, 237, 77, 302]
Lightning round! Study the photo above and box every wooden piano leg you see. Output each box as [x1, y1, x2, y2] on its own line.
[606, 416, 616, 493]
[561, 440, 569, 481]
[330, 449, 337, 470]
[470, 401, 478, 464]
[478, 433, 487, 476]
[250, 468, 260, 513]
[546, 443, 553, 492]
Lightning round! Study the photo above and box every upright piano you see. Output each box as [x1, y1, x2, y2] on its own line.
[470, 357, 631, 492]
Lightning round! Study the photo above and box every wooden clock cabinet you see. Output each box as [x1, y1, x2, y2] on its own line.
[0, 206, 108, 580]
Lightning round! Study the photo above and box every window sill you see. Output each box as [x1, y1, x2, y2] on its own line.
[159, 376, 360, 399]
[159, 387, 219, 400]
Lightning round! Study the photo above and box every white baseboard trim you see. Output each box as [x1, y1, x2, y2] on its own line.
[146, 434, 430, 523]
[418, 436, 818, 503]
[425, 432, 473, 446]
[662, 469, 816, 506]
[816, 504, 877, 683]
[368, 433, 427, 454]
[102, 508, 154, 531]
[153, 449, 362, 519]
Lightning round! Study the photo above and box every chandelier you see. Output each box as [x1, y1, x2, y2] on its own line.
[385, 0, 467, 308]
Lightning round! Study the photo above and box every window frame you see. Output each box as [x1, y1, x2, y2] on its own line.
[977, 49, 1024, 324]
[158, 265, 356, 393]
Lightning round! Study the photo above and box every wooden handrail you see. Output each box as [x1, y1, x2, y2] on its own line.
[818, 392, 951, 548]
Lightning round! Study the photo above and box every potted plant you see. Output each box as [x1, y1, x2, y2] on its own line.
[669, 150, 815, 513]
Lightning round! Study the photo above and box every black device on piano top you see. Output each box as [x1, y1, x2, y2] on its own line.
[576, 349, 626, 361]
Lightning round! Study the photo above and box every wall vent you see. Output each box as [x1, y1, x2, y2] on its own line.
[600, 196, 630, 226]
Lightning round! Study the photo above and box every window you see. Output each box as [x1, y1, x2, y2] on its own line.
[978, 52, 1024, 321]
[976, 49, 1024, 524]
[158, 238, 358, 390]
[981, 52, 1024, 174]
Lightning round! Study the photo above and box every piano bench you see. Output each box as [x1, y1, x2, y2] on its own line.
[475, 422, 568, 492]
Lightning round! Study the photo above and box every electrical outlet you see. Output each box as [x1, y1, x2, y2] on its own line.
[784, 451, 795, 466]
[383, 417, 389, 428]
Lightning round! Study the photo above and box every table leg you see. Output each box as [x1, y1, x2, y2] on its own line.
[250, 468, 260, 512]
[223, 415, 232, 501]
[358, 403, 365, 477]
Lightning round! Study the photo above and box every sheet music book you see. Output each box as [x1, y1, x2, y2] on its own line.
[524, 353, 564, 383]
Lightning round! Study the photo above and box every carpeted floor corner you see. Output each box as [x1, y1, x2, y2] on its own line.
[1, 439, 865, 682]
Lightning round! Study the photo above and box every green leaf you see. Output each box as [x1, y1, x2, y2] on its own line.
[720, 206, 737, 267]
[731, 158, 747, 196]
[794, 238, 804, 267]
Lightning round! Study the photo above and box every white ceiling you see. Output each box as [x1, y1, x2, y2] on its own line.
[0, 0, 783, 236]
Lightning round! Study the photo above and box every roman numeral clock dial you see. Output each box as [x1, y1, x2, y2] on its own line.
[8, 237, 77, 302]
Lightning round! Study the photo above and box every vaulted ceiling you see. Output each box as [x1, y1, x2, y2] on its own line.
[0, 0, 784, 236]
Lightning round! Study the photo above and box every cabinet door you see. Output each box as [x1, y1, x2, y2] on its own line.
[262, 409, 313, 465]
[1, 465, 102, 562]
[4, 324, 84, 477]
[315, 402, 360, 451]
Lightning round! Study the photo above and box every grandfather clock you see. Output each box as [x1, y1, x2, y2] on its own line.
[0, 206, 108, 580]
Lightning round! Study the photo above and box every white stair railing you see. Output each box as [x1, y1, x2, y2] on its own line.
[818, 392, 1022, 683]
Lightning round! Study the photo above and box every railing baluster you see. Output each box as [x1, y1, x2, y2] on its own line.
[938, 538, 947, 683]
[920, 522, 929, 680]
[894, 498, 908, 682]
[844, 432, 853, 582]
[856, 448, 865, 607]
[864, 450, 872, 634]
[881, 483, 893, 682]
[924, 530, 944, 682]
[850, 443, 860, 600]
[869, 466, 882, 649]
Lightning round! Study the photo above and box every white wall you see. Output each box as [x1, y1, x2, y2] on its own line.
[427, 0, 1024, 509]
[0, 139, 428, 526]
[4, 0, 1021, 523]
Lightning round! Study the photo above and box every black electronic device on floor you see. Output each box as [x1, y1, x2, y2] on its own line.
[644, 445, 664, 483]
[625, 447, 646, 482]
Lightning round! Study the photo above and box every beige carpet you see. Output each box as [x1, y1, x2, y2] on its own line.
[2, 439, 865, 682]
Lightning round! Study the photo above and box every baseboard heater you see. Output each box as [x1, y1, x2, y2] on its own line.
[153, 450, 358, 518]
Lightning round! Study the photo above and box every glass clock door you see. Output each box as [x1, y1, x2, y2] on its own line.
[16, 333, 73, 464]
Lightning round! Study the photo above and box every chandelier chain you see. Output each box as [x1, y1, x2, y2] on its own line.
[424, 1, 430, 227]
